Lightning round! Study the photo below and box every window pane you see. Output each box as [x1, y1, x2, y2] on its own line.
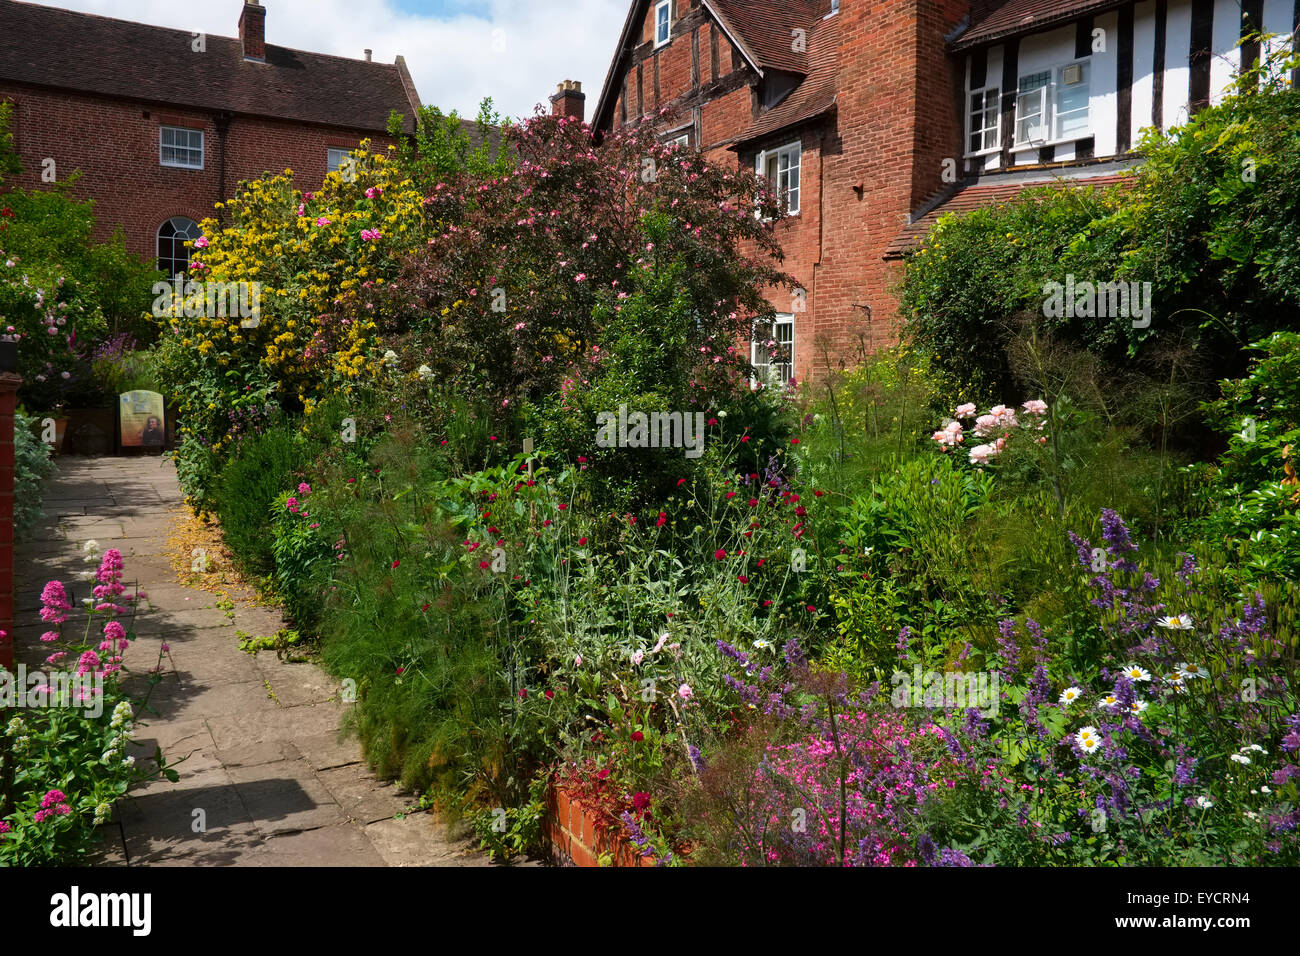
[1056, 63, 1090, 138]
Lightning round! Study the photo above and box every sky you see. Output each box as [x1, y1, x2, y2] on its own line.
[22, 0, 629, 121]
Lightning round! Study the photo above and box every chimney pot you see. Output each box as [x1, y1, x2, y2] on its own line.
[549, 79, 586, 122]
[365, 49, 372, 62]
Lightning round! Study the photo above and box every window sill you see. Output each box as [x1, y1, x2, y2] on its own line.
[160, 162, 204, 171]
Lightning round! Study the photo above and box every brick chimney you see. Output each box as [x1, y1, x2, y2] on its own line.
[550, 80, 586, 122]
[239, 1, 266, 61]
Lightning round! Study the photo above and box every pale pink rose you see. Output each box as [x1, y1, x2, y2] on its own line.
[1022, 399, 1048, 416]
[955, 403, 976, 418]
[678, 683, 693, 700]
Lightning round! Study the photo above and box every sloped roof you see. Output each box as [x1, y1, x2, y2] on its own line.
[884, 170, 1132, 258]
[708, 0, 823, 74]
[952, 0, 1132, 50]
[726, 10, 838, 148]
[0, 0, 420, 133]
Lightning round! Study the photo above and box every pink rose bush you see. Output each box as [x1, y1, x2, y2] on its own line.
[931, 399, 1050, 466]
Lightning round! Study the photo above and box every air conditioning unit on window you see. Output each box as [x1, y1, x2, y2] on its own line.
[1063, 63, 1083, 85]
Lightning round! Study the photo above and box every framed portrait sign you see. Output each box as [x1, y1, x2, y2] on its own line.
[119, 390, 166, 449]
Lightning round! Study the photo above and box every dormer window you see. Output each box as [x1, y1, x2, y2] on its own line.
[654, 1, 671, 47]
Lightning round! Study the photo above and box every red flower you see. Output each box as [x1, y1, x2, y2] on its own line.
[795, 505, 807, 517]
[577, 456, 588, 463]
[741, 435, 751, 443]
[489, 435, 499, 441]
[578, 537, 588, 545]
[748, 498, 758, 507]
[707, 417, 719, 426]
[806, 604, 817, 613]
[676, 478, 687, 487]
[725, 491, 736, 499]
[421, 603, 431, 612]
[595, 767, 611, 781]
[518, 688, 527, 698]
[628, 515, 637, 525]
[757, 558, 765, 568]
[391, 559, 400, 569]
[479, 560, 490, 569]
[813, 490, 824, 497]
[763, 600, 773, 607]
[558, 503, 568, 511]
[656, 512, 667, 527]
[788, 494, 801, 502]
[737, 575, 749, 584]
[632, 791, 651, 812]
[714, 549, 726, 560]
[396, 666, 405, 675]
[631, 731, 644, 742]
[543, 519, 552, 527]
[791, 438, 800, 444]
[545, 689, 554, 700]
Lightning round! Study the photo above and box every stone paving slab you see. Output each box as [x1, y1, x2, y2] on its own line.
[15, 456, 488, 867]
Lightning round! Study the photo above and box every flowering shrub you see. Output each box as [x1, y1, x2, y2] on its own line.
[931, 398, 1049, 465]
[155, 143, 431, 464]
[0, 546, 176, 865]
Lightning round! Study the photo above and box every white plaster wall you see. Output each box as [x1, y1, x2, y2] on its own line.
[1092, 9, 1120, 156]
[1209, 0, 1243, 104]
[1164, 0, 1193, 130]
[1132, 0, 1157, 144]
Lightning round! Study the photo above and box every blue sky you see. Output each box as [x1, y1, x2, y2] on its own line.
[23, 0, 628, 120]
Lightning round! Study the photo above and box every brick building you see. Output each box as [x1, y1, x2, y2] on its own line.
[586, 0, 1299, 382]
[0, 0, 422, 275]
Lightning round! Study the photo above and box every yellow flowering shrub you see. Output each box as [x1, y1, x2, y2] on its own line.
[154, 143, 431, 461]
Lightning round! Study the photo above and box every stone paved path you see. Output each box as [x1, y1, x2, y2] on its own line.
[15, 456, 490, 866]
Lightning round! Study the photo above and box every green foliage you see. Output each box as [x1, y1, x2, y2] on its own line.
[0, 101, 20, 182]
[14, 411, 54, 539]
[387, 98, 513, 190]
[211, 423, 317, 573]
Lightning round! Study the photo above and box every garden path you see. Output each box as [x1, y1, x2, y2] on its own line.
[15, 456, 489, 866]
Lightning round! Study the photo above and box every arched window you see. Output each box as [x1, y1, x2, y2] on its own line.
[157, 217, 201, 280]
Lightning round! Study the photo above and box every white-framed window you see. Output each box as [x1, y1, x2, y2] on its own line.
[757, 141, 801, 215]
[654, 1, 671, 47]
[966, 86, 1000, 154]
[667, 132, 690, 149]
[751, 314, 795, 386]
[1054, 60, 1091, 140]
[327, 147, 351, 172]
[828, 0, 840, 15]
[157, 216, 201, 279]
[1013, 60, 1092, 146]
[159, 126, 203, 169]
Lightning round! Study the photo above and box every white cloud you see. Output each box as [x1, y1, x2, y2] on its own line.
[25, 0, 627, 120]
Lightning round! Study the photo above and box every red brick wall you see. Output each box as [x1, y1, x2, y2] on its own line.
[0, 371, 17, 672]
[602, 0, 976, 380]
[0, 84, 396, 264]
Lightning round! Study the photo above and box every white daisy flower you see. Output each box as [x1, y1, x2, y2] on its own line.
[1077, 728, 1102, 753]
[1261, 786, 1271, 794]
[752, 638, 773, 651]
[1196, 795, 1214, 809]
[1156, 614, 1194, 630]
[1059, 686, 1082, 705]
[1122, 664, 1152, 682]
[1163, 672, 1186, 691]
[1240, 744, 1266, 754]
[1098, 694, 1120, 710]
[1129, 699, 1148, 715]
[1176, 662, 1207, 680]
[1229, 753, 1251, 765]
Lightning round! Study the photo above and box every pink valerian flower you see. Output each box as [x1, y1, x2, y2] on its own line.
[76, 650, 101, 675]
[92, 550, 126, 603]
[40, 580, 72, 625]
[104, 619, 129, 652]
[286, 496, 301, 514]
[39, 631, 60, 643]
[297, 483, 312, 495]
[316, 217, 332, 227]
[365, 186, 383, 199]
[360, 229, 382, 241]
[40, 789, 67, 809]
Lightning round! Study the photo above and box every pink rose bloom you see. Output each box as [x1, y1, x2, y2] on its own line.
[969, 443, 997, 466]
[1022, 399, 1048, 415]
[973, 414, 998, 438]
[194, 236, 209, 249]
[678, 683, 693, 700]
[955, 403, 976, 418]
